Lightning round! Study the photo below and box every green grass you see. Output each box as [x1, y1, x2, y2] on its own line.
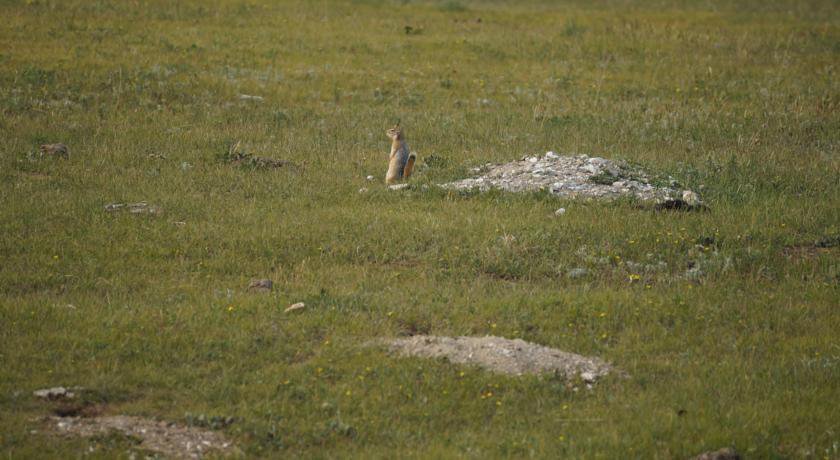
[1, 0, 838, 458]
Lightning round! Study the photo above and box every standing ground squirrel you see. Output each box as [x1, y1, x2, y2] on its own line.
[385, 124, 416, 184]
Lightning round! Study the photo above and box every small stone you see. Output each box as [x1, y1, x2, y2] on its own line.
[682, 190, 702, 206]
[284, 302, 305, 313]
[358, 187, 368, 193]
[555, 208, 566, 216]
[692, 447, 741, 460]
[34, 386, 76, 400]
[105, 202, 161, 215]
[388, 183, 410, 191]
[248, 279, 273, 292]
[567, 268, 589, 279]
[238, 94, 264, 101]
[582, 163, 600, 174]
[366, 175, 375, 181]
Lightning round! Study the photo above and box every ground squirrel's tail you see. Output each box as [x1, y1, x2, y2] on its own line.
[403, 153, 416, 179]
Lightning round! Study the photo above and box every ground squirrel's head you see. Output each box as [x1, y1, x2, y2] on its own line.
[386, 124, 403, 141]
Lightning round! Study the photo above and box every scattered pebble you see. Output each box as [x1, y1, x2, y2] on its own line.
[366, 175, 375, 181]
[284, 302, 305, 313]
[555, 207, 566, 216]
[358, 187, 368, 193]
[238, 94, 264, 101]
[104, 202, 162, 215]
[388, 183, 410, 191]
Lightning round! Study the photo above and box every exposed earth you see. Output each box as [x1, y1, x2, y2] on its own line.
[381, 335, 615, 381]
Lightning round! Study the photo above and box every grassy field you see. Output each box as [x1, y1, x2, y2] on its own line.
[1, 0, 838, 458]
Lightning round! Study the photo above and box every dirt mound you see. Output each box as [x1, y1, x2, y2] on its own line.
[50, 415, 233, 459]
[382, 335, 614, 380]
[442, 152, 697, 204]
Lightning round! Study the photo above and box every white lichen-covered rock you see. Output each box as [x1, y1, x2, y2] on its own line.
[34, 387, 79, 400]
[441, 152, 697, 204]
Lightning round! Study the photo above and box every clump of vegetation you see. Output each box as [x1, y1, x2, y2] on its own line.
[423, 154, 449, 169]
[184, 413, 235, 430]
[588, 170, 620, 185]
[439, 0, 467, 12]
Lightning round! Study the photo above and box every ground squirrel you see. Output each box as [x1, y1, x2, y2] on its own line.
[385, 123, 416, 184]
[40, 143, 69, 158]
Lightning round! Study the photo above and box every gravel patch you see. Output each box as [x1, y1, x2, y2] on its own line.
[50, 415, 233, 459]
[441, 152, 699, 205]
[381, 335, 615, 381]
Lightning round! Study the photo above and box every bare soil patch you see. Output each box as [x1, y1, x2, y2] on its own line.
[381, 335, 615, 381]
